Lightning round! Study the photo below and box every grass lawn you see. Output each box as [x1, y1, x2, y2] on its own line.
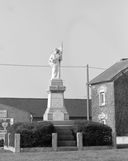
[1, 148, 128, 161]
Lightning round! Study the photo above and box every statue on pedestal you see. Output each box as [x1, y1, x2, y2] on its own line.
[43, 43, 69, 121]
[49, 47, 62, 80]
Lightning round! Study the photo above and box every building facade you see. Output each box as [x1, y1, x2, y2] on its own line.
[90, 59, 128, 136]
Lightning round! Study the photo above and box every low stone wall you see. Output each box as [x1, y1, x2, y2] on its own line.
[21, 146, 113, 152]
[4, 132, 114, 153]
[21, 147, 53, 152]
[82, 146, 113, 150]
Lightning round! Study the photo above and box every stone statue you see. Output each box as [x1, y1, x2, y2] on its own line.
[49, 47, 62, 79]
[44, 43, 69, 121]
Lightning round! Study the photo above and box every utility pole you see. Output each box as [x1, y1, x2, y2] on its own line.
[86, 64, 90, 121]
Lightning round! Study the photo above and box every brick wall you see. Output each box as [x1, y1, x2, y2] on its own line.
[91, 82, 116, 133]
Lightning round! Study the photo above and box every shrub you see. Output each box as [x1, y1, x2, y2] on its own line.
[0, 139, 4, 147]
[8, 121, 55, 148]
[72, 120, 112, 146]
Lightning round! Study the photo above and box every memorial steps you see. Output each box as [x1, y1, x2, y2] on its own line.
[53, 120, 77, 147]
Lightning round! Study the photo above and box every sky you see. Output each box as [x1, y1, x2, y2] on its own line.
[0, 0, 128, 99]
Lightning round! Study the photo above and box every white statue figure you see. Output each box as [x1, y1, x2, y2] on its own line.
[49, 47, 62, 79]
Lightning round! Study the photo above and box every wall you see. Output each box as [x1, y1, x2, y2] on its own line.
[0, 104, 31, 123]
[91, 82, 116, 133]
[114, 73, 128, 136]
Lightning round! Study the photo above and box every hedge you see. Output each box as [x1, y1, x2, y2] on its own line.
[0, 139, 4, 147]
[71, 120, 112, 146]
[8, 121, 55, 148]
[8, 120, 112, 147]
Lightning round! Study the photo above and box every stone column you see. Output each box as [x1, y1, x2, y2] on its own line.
[52, 133, 57, 151]
[112, 132, 117, 148]
[14, 133, 20, 153]
[8, 133, 10, 147]
[77, 132, 83, 150]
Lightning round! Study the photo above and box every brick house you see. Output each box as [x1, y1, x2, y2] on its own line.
[90, 58, 128, 136]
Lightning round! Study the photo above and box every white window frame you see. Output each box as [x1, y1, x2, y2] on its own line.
[99, 90, 105, 106]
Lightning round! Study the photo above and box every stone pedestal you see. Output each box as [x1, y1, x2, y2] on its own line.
[43, 79, 69, 121]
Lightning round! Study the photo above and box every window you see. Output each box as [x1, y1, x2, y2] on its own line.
[99, 91, 105, 106]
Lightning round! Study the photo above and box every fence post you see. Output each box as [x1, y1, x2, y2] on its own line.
[112, 132, 117, 148]
[52, 133, 57, 151]
[8, 133, 10, 147]
[14, 133, 20, 153]
[77, 132, 83, 150]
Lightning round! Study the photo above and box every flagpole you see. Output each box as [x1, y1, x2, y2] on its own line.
[59, 42, 63, 79]
[86, 64, 90, 121]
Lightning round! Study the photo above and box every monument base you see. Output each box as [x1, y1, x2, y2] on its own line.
[43, 79, 69, 121]
[43, 109, 69, 121]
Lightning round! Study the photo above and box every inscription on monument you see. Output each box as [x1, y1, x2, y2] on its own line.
[52, 99, 63, 107]
[51, 93, 63, 107]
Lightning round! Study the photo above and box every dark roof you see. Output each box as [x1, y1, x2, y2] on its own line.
[65, 99, 91, 117]
[90, 59, 128, 85]
[0, 98, 91, 118]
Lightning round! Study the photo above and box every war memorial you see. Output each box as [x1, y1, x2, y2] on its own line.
[43, 46, 69, 121]
[0, 45, 121, 152]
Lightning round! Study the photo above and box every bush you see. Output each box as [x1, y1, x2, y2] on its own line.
[72, 120, 112, 146]
[8, 121, 55, 148]
[0, 139, 4, 147]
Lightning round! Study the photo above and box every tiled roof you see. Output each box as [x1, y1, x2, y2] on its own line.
[0, 98, 91, 118]
[90, 59, 128, 85]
